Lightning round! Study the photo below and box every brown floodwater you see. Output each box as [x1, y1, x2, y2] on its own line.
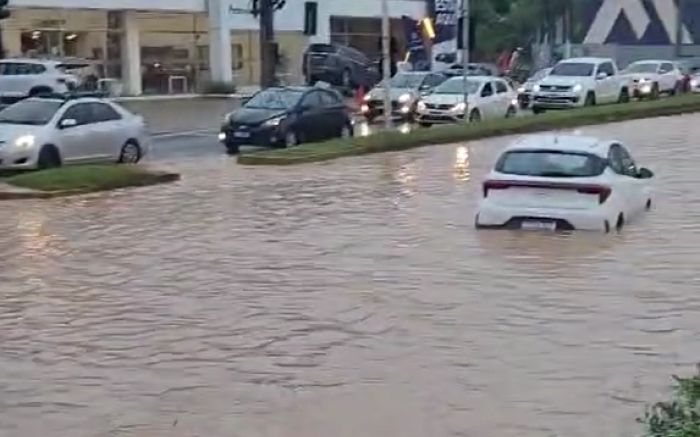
[1, 114, 699, 437]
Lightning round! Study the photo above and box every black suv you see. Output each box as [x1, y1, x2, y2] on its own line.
[219, 85, 354, 154]
[302, 43, 380, 91]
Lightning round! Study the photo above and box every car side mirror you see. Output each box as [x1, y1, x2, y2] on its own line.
[596, 72, 609, 80]
[240, 96, 251, 106]
[60, 118, 77, 128]
[637, 167, 654, 179]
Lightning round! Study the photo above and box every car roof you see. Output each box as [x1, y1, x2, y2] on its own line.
[558, 57, 612, 64]
[447, 75, 493, 82]
[0, 58, 60, 65]
[505, 134, 614, 157]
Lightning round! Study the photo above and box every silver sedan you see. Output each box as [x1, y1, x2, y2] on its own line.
[0, 96, 149, 170]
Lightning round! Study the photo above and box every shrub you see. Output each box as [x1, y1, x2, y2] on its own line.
[640, 365, 700, 437]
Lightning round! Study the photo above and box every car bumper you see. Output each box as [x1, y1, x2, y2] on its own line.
[475, 202, 614, 232]
[416, 110, 464, 123]
[219, 124, 282, 148]
[362, 100, 414, 118]
[632, 83, 654, 97]
[0, 148, 38, 170]
[531, 93, 582, 109]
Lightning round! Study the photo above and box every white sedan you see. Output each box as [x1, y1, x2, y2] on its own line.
[475, 134, 654, 232]
[415, 75, 518, 126]
[0, 96, 148, 170]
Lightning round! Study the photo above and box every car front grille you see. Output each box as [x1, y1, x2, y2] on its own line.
[539, 84, 572, 92]
[425, 103, 454, 110]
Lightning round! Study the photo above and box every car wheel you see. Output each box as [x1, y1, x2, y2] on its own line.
[419, 122, 432, 128]
[618, 88, 630, 103]
[284, 130, 299, 148]
[118, 140, 142, 164]
[646, 198, 652, 210]
[584, 92, 596, 107]
[340, 123, 353, 139]
[505, 106, 517, 118]
[29, 86, 53, 97]
[671, 82, 681, 96]
[616, 213, 625, 232]
[651, 84, 660, 100]
[37, 145, 61, 170]
[532, 107, 545, 115]
[225, 143, 240, 155]
[469, 109, 481, 122]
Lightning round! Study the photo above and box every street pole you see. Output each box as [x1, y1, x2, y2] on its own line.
[381, 0, 392, 130]
[461, 0, 469, 121]
[259, 0, 275, 88]
[675, 0, 684, 58]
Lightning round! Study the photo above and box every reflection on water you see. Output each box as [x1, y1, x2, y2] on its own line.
[1, 115, 700, 437]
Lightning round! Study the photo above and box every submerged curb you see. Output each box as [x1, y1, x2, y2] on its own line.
[238, 96, 700, 166]
[0, 172, 180, 200]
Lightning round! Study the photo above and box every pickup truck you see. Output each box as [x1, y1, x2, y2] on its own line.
[531, 57, 631, 114]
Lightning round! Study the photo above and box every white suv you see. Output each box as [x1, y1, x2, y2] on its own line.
[531, 57, 631, 113]
[620, 60, 684, 99]
[0, 59, 80, 102]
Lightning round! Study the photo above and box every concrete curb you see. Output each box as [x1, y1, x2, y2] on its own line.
[115, 93, 252, 102]
[0, 172, 180, 200]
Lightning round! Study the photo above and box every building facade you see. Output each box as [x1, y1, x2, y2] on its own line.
[1, 0, 428, 95]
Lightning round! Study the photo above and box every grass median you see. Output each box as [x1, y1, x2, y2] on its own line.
[238, 94, 700, 166]
[0, 164, 179, 197]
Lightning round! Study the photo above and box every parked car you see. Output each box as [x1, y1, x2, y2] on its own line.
[516, 67, 551, 109]
[620, 60, 683, 99]
[689, 72, 700, 92]
[0, 58, 81, 104]
[675, 57, 700, 92]
[415, 75, 518, 126]
[0, 94, 148, 170]
[361, 71, 447, 122]
[219, 85, 353, 154]
[475, 134, 654, 232]
[531, 57, 631, 114]
[302, 43, 380, 91]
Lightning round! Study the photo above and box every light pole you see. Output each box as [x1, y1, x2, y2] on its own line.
[381, 0, 392, 130]
[461, 0, 470, 122]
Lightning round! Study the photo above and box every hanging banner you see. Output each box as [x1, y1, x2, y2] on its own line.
[402, 16, 429, 71]
[429, 0, 459, 71]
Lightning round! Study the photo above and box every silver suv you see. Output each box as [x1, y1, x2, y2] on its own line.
[0, 58, 80, 102]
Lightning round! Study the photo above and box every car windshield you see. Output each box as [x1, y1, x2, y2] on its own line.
[624, 63, 658, 73]
[550, 62, 595, 77]
[245, 89, 303, 110]
[0, 99, 63, 125]
[388, 73, 426, 88]
[433, 78, 480, 94]
[496, 150, 607, 177]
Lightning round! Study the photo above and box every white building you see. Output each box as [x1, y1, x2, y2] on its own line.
[1, 0, 427, 95]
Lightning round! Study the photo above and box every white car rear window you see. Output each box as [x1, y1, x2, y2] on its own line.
[496, 150, 607, 178]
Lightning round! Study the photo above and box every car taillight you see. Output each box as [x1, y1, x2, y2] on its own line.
[482, 179, 611, 204]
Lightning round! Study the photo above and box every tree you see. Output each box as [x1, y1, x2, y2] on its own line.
[252, 0, 286, 87]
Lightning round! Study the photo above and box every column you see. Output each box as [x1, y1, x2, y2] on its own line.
[121, 10, 142, 96]
[208, 0, 233, 83]
[1, 25, 22, 57]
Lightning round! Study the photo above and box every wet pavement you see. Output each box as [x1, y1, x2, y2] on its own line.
[1, 114, 700, 437]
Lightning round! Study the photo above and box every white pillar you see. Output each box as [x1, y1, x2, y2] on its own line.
[121, 11, 142, 96]
[208, 0, 233, 83]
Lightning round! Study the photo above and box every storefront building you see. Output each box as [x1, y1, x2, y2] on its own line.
[1, 0, 427, 95]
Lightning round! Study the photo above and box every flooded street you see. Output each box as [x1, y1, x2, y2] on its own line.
[1, 114, 700, 437]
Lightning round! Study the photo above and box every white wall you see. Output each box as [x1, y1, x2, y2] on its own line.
[9, 0, 205, 12]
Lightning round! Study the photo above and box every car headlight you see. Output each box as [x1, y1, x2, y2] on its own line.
[572, 83, 583, 93]
[452, 102, 466, 112]
[398, 93, 411, 103]
[363, 93, 371, 102]
[517, 86, 525, 93]
[14, 135, 35, 148]
[691, 79, 698, 88]
[417, 100, 426, 111]
[263, 116, 284, 127]
[533, 84, 541, 92]
[639, 78, 650, 83]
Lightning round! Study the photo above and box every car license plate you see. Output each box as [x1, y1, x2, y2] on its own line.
[521, 220, 556, 231]
[233, 131, 250, 138]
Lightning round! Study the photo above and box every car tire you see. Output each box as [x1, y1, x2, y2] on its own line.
[29, 86, 53, 97]
[469, 109, 481, 122]
[505, 105, 517, 118]
[646, 198, 652, 210]
[419, 122, 433, 128]
[225, 143, 240, 155]
[283, 130, 299, 148]
[671, 82, 681, 96]
[118, 140, 142, 164]
[651, 84, 660, 100]
[532, 107, 545, 115]
[37, 145, 61, 170]
[616, 213, 625, 232]
[584, 92, 596, 107]
[618, 88, 630, 104]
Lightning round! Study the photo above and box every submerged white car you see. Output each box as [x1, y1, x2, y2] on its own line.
[0, 95, 148, 170]
[475, 134, 654, 232]
[415, 75, 518, 126]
